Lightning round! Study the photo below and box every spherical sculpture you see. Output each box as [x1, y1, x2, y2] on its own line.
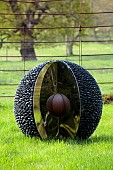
[14, 60, 102, 140]
[47, 94, 70, 117]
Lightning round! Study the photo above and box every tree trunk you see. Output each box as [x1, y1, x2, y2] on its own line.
[65, 33, 79, 57]
[20, 38, 37, 61]
[65, 35, 74, 56]
[0, 39, 2, 49]
[66, 42, 74, 56]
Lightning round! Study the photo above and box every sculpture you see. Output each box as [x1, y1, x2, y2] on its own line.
[14, 60, 102, 140]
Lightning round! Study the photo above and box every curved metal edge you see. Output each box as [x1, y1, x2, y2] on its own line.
[33, 60, 81, 139]
[33, 61, 53, 139]
[59, 60, 81, 137]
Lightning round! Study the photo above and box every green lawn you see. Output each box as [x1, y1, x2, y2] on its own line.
[0, 98, 113, 170]
[0, 43, 113, 169]
[0, 43, 113, 95]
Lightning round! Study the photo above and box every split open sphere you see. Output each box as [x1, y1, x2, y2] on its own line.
[46, 94, 70, 117]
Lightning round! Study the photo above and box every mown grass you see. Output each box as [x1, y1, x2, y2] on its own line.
[0, 43, 113, 169]
[0, 43, 113, 95]
[0, 98, 113, 170]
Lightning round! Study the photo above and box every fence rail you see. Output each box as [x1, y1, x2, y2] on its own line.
[0, 0, 113, 98]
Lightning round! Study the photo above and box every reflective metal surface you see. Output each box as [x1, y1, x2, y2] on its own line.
[33, 61, 81, 139]
[33, 62, 52, 139]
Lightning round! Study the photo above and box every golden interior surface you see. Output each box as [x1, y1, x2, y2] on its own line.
[33, 61, 81, 139]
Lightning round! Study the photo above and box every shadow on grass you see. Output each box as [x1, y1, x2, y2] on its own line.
[42, 134, 113, 145]
[68, 134, 113, 145]
[13, 133, 113, 146]
[87, 134, 113, 144]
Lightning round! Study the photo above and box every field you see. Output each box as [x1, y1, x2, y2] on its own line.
[0, 43, 113, 169]
[0, 99, 113, 170]
[0, 43, 113, 96]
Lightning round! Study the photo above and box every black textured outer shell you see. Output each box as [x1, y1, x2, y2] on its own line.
[64, 61, 102, 139]
[14, 61, 102, 139]
[14, 62, 48, 137]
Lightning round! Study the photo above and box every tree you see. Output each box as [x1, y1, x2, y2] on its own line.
[34, 0, 92, 56]
[9, 0, 52, 61]
[0, 0, 92, 60]
[0, 1, 13, 48]
[50, 0, 92, 56]
[0, 0, 52, 60]
[91, 0, 113, 41]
